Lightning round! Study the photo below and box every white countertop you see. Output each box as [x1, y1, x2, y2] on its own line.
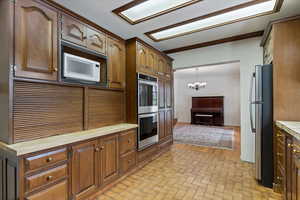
[0, 123, 138, 156]
[276, 121, 300, 141]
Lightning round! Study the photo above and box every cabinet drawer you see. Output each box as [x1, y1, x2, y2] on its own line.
[26, 180, 68, 200]
[120, 151, 136, 174]
[25, 148, 67, 172]
[119, 130, 136, 155]
[25, 164, 68, 193]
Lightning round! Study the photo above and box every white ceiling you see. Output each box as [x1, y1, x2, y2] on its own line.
[174, 62, 240, 78]
[53, 0, 300, 51]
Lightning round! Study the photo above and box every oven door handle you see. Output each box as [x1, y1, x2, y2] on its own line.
[138, 80, 158, 86]
[138, 113, 158, 118]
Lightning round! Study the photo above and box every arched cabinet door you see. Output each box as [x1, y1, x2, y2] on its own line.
[15, 0, 58, 81]
[87, 28, 106, 55]
[107, 37, 125, 89]
[136, 43, 148, 73]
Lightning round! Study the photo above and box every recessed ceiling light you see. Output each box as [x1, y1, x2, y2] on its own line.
[145, 0, 283, 41]
[112, 0, 203, 25]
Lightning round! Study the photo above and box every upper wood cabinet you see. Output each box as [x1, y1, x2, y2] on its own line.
[137, 43, 149, 74]
[107, 37, 126, 89]
[71, 140, 100, 199]
[62, 15, 107, 55]
[15, 0, 58, 81]
[157, 56, 166, 77]
[62, 15, 87, 47]
[87, 28, 106, 55]
[147, 49, 157, 74]
[100, 134, 119, 185]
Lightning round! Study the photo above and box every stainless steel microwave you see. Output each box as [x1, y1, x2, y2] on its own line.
[63, 53, 101, 83]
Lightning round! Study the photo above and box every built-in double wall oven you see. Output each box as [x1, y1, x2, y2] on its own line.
[137, 73, 158, 150]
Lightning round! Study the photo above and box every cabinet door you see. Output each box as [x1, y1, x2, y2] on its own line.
[100, 134, 119, 185]
[159, 111, 166, 140]
[292, 148, 300, 200]
[87, 28, 106, 55]
[157, 57, 165, 76]
[165, 62, 172, 79]
[62, 15, 87, 46]
[15, 0, 58, 81]
[71, 140, 100, 199]
[137, 43, 148, 73]
[165, 80, 172, 108]
[159, 79, 165, 109]
[147, 49, 157, 74]
[107, 37, 125, 89]
[165, 110, 173, 137]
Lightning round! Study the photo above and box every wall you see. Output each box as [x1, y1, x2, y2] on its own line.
[174, 63, 240, 126]
[169, 37, 263, 163]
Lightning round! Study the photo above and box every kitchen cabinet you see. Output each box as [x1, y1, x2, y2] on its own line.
[292, 142, 300, 200]
[15, 0, 58, 81]
[62, 15, 106, 55]
[100, 134, 119, 185]
[165, 80, 172, 108]
[137, 42, 149, 74]
[26, 180, 68, 200]
[107, 37, 126, 89]
[62, 15, 87, 47]
[158, 79, 165, 109]
[157, 56, 166, 77]
[71, 140, 100, 199]
[147, 49, 158, 74]
[275, 124, 300, 199]
[87, 28, 106, 54]
[159, 111, 166, 140]
[165, 110, 173, 137]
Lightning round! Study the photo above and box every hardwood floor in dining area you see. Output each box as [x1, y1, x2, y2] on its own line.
[92, 128, 281, 200]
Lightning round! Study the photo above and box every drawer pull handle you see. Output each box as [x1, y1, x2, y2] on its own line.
[46, 157, 53, 162]
[277, 176, 283, 181]
[288, 143, 294, 148]
[277, 153, 283, 156]
[276, 134, 284, 138]
[46, 176, 53, 181]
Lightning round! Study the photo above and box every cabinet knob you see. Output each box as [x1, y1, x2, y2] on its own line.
[277, 176, 283, 181]
[100, 146, 104, 150]
[46, 157, 53, 162]
[276, 134, 283, 138]
[95, 147, 100, 152]
[52, 67, 58, 72]
[128, 139, 131, 144]
[46, 176, 53, 181]
[128, 160, 131, 164]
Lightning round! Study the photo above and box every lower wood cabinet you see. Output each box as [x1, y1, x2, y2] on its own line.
[275, 126, 300, 199]
[100, 134, 119, 185]
[71, 140, 100, 200]
[26, 180, 68, 200]
[0, 128, 174, 200]
[159, 109, 173, 142]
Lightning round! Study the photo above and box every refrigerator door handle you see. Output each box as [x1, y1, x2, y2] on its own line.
[249, 72, 256, 133]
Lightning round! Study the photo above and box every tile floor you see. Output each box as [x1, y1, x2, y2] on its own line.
[93, 127, 282, 200]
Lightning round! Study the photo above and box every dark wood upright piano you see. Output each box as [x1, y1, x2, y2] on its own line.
[191, 96, 224, 126]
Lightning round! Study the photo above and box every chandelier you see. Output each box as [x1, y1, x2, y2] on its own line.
[188, 82, 207, 91]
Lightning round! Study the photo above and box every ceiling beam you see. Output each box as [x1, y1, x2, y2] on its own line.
[163, 31, 264, 54]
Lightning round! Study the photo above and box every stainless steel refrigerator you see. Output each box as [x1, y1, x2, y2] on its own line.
[249, 64, 273, 188]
